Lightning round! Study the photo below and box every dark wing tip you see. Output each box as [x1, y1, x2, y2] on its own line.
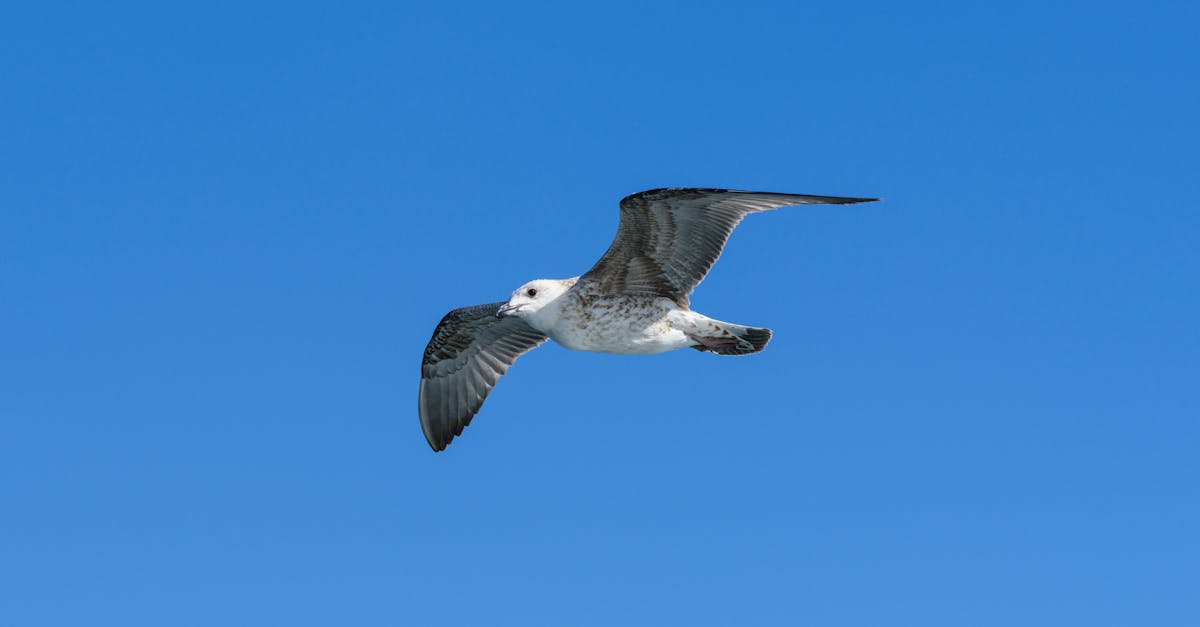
[824, 196, 880, 204]
[419, 382, 477, 453]
[426, 432, 451, 452]
[620, 188, 880, 206]
[419, 367, 484, 453]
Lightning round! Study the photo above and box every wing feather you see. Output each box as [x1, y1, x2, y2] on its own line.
[579, 188, 877, 305]
[419, 302, 548, 451]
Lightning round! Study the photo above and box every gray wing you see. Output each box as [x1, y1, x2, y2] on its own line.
[419, 302, 548, 451]
[579, 188, 878, 306]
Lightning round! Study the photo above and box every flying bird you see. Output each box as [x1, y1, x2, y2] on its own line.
[419, 187, 877, 450]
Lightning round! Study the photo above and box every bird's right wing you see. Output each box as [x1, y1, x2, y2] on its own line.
[579, 188, 877, 306]
[419, 302, 548, 451]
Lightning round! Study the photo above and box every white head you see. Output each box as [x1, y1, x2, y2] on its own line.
[496, 278, 575, 321]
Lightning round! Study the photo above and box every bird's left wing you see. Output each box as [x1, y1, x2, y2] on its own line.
[419, 302, 549, 451]
[579, 188, 877, 306]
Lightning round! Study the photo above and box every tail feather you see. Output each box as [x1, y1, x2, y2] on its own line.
[737, 327, 772, 354]
[689, 324, 772, 356]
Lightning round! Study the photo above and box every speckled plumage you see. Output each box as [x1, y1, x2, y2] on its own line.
[418, 187, 878, 451]
[539, 287, 688, 354]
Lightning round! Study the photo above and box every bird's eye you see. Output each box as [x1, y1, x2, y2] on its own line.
[526, 288, 538, 297]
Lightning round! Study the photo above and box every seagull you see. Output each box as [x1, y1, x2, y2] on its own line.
[418, 187, 877, 450]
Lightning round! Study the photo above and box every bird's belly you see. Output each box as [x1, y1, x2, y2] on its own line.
[548, 318, 691, 355]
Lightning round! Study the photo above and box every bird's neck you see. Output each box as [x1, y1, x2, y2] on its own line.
[524, 277, 579, 333]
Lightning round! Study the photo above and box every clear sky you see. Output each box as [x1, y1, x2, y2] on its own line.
[2, 2, 1197, 626]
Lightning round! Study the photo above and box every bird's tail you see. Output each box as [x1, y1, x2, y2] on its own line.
[688, 322, 772, 356]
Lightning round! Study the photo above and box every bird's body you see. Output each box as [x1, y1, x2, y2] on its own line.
[418, 187, 878, 450]
[526, 280, 690, 354]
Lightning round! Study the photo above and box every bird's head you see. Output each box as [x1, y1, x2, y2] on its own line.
[497, 278, 575, 319]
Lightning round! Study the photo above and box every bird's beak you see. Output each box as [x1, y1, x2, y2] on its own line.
[496, 303, 519, 318]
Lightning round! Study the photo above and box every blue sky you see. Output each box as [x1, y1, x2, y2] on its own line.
[2, 1, 1197, 625]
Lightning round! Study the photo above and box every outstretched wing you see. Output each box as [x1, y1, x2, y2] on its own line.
[419, 302, 548, 451]
[579, 188, 877, 306]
